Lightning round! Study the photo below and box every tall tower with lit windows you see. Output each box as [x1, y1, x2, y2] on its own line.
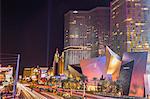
[64, 11, 91, 69]
[64, 7, 110, 69]
[110, 0, 149, 56]
[90, 7, 110, 56]
[142, 0, 150, 51]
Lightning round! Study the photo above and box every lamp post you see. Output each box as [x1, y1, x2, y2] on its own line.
[12, 54, 20, 98]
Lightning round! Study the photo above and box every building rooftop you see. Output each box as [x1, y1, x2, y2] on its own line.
[69, 64, 82, 74]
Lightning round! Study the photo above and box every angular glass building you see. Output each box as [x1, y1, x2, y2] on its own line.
[80, 46, 122, 81]
[105, 46, 122, 81]
[121, 52, 148, 97]
[80, 46, 148, 97]
[80, 56, 106, 80]
[119, 60, 134, 96]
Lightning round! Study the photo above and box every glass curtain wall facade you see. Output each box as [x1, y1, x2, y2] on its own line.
[142, 0, 150, 48]
[64, 8, 110, 69]
[110, 0, 149, 56]
[64, 11, 91, 69]
[90, 7, 110, 56]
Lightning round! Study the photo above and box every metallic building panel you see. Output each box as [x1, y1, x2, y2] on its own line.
[122, 52, 148, 97]
[80, 56, 106, 81]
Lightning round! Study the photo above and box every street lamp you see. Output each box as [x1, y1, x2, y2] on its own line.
[13, 54, 20, 98]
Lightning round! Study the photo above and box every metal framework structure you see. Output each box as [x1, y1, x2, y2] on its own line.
[0, 53, 20, 98]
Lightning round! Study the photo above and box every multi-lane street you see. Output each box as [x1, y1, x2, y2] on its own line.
[17, 83, 47, 99]
[17, 83, 64, 99]
[21, 83, 115, 99]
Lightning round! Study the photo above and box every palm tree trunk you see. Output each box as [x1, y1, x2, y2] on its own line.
[83, 82, 85, 97]
[70, 88, 72, 96]
[95, 81, 96, 91]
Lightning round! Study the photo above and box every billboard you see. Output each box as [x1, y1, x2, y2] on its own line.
[40, 67, 48, 78]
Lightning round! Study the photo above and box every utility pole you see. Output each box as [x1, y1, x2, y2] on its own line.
[13, 54, 20, 98]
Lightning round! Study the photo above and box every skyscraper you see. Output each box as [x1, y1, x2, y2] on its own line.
[121, 52, 148, 97]
[64, 11, 91, 69]
[64, 7, 110, 69]
[110, 0, 149, 56]
[90, 7, 110, 56]
[142, 0, 150, 47]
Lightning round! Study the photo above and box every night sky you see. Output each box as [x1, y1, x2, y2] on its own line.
[1, 0, 110, 74]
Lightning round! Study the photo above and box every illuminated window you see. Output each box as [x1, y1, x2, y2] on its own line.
[120, 32, 123, 35]
[73, 11, 78, 14]
[135, 23, 145, 26]
[70, 20, 76, 24]
[112, 4, 120, 11]
[116, 23, 119, 28]
[112, 0, 119, 6]
[69, 34, 79, 38]
[141, 30, 144, 32]
[113, 32, 118, 36]
[112, 16, 116, 19]
[125, 18, 133, 22]
[112, 12, 115, 15]
[117, 46, 120, 48]
[135, 3, 141, 6]
[141, 8, 149, 11]
[127, 0, 139, 2]
[80, 23, 83, 25]
[65, 40, 68, 42]
[65, 30, 69, 32]
[89, 16, 91, 19]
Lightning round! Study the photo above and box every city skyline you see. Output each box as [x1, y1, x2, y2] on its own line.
[1, 0, 111, 74]
[0, 0, 150, 98]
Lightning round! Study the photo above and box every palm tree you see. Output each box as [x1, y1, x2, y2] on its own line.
[115, 80, 122, 96]
[61, 79, 66, 88]
[100, 75, 105, 80]
[73, 79, 78, 89]
[80, 75, 88, 83]
[98, 75, 105, 92]
[57, 78, 61, 88]
[69, 78, 74, 96]
[93, 77, 97, 91]
[80, 74, 88, 97]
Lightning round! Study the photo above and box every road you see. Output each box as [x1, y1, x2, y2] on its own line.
[57, 88, 114, 99]
[17, 82, 47, 99]
[34, 88, 63, 99]
[17, 83, 64, 99]
[33, 84, 115, 99]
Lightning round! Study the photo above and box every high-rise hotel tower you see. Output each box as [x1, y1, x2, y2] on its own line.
[110, 0, 149, 56]
[64, 7, 110, 68]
